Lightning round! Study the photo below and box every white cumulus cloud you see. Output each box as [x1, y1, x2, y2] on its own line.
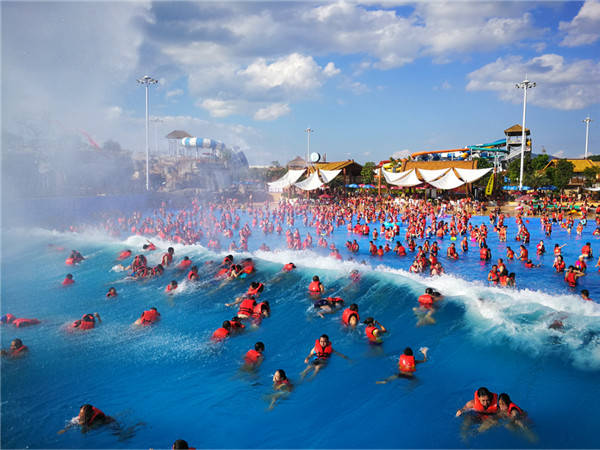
[559, 0, 600, 47]
[467, 54, 600, 110]
[254, 103, 291, 121]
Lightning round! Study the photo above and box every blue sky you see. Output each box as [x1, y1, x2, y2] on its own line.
[3, 1, 599, 164]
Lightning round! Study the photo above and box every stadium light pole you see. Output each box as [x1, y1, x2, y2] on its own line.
[516, 77, 535, 190]
[137, 75, 158, 190]
[305, 127, 314, 169]
[583, 115, 592, 159]
[151, 116, 164, 155]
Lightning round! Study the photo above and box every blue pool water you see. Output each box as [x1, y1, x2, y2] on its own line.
[2, 211, 600, 448]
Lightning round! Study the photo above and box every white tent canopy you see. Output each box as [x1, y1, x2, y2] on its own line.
[389, 169, 422, 187]
[267, 169, 306, 190]
[417, 168, 449, 182]
[428, 169, 466, 190]
[295, 171, 324, 191]
[382, 168, 413, 184]
[454, 167, 493, 183]
[585, 187, 600, 191]
[319, 169, 342, 184]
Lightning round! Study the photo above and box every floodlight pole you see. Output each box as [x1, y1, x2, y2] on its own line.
[516, 78, 535, 190]
[583, 115, 593, 159]
[305, 127, 314, 171]
[137, 75, 158, 190]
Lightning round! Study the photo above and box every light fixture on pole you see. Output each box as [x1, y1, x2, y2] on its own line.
[516, 77, 535, 190]
[305, 127, 314, 169]
[137, 75, 158, 190]
[583, 115, 593, 159]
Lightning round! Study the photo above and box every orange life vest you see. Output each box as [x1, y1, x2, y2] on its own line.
[418, 294, 434, 308]
[473, 391, 498, 414]
[246, 283, 264, 296]
[308, 281, 321, 293]
[238, 298, 256, 317]
[398, 354, 416, 372]
[87, 407, 106, 426]
[140, 309, 160, 325]
[244, 349, 262, 365]
[314, 339, 333, 359]
[283, 263, 295, 272]
[342, 308, 359, 326]
[212, 327, 230, 341]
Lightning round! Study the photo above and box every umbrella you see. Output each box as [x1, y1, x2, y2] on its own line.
[362, 184, 376, 189]
[319, 193, 332, 199]
[346, 184, 358, 188]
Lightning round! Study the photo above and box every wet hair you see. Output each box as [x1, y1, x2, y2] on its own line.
[498, 393, 511, 405]
[172, 439, 189, 449]
[150, 307, 158, 311]
[170, 280, 177, 286]
[581, 289, 590, 296]
[190, 265, 198, 272]
[142, 244, 149, 250]
[319, 334, 329, 341]
[363, 317, 374, 325]
[276, 369, 287, 380]
[476, 387, 492, 399]
[222, 320, 231, 329]
[12, 338, 23, 347]
[425, 287, 433, 294]
[80, 404, 94, 424]
[66, 273, 73, 279]
[312, 275, 320, 281]
[255, 341, 265, 351]
[403, 347, 413, 356]
[182, 256, 189, 261]
[168, 247, 174, 253]
[349, 303, 359, 311]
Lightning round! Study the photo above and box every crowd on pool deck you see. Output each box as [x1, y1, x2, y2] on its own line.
[3, 192, 599, 444]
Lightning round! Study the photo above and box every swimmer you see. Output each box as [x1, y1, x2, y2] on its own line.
[172, 440, 192, 449]
[341, 304, 360, 327]
[301, 334, 349, 380]
[106, 287, 118, 298]
[413, 288, 442, 326]
[564, 266, 584, 288]
[134, 307, 160, 326]
[225, 295, 256, 318]
[57, 404, 115, 434]
[187, 266, 199, 281]
[349, 269, 361, 282]
[243, 341, 265, 368]
[267, 369, 293, 410]
[165, 280, 178, 293]
[455, 387, 499, 439]
[161, 247, 175, 267]
[308, 275, 325, 296]
[1, 338, 28, 358]
[581, 289, 593, 302]
[229, 316, 246, 333]
[71, 313, 101, 330]
[363, 317, 387, 344]
[313, 297, 344, 318]
[142, 240, 157, 251]
[246, 281, 265, 297]
[211, 320, 231, 341]
[376, 346, 428, 383]
[117, 249, 132, 260]
[1, 314, 40, 328]
[282, 262, 296, 272]
[62, 273, 75, 286]
[498, 393, 537, 442]
[177, 256, 192, 271]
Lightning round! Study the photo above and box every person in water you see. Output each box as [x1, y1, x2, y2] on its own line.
[341, 303, 360, 327]
[57, 404, 115, 434]
[308, 275, 325, 296]
[106, 287, 118, 298]
[71, 313, 101, 330]
[243, 341, 265, 368]
[376, 346, 428, 383]
[455, 386, 498, 418]
[172, 439, 192, 449]
[282, 262, 296, 272]
[1, 314, 40, 328]
[165, 280, 178, 293]
[134, 307, 160, 326]
[313, 297, 344, 318]
[413, 288, 442, 326]
[62, 273, 75, 286]
[1, 338, 28, 358]
[301, 334, 349, 380]
[363, 317, 387, 344]
[268, 369, 293, 410]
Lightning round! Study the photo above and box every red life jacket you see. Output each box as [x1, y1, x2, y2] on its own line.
[418, 294, 434, 308]
[238, 298, 256, 317]
[342, 308, 359, 326]
[212, 327, 230, 341]
[252, 302, 267, 319]
[187, 270, 198, 280]
[508, 402, 524, 417]
[582, 245, 591, 256]
[479, 248, 487, 260]
[140, 309, 160, 325]
[314, 339, 333, 359]
[473, 391, 498, 414]
[165, 284, 177, 292]
[118, 250, 132, 260]
[178, 259, 191, 270]
[283, 263, 295, 272]
[12, 318, 40, 328]
[242, 262, 254, 274]
[10, 345, 28, 357]
[489, 271, 499, 282]
[398, 354, 416, 372]
[365, 325, 379, 343]
[308, 281, 321, 293]
[73, 314, 95, 330]
[246, 283, 264, 296]
[62, 277, 74, 285]
[244, 349, 262, 365]
[65, 257, 75, 265]
[565, 272, 577, 287]
[161, 252, 173, 266]
[87, 407, 106, 426]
